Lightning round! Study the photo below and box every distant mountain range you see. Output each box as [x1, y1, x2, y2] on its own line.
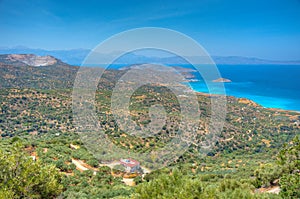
[1, 46, 300, 65]
[211, 56, 300, 65]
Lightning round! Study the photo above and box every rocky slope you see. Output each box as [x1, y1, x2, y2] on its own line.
[7, 54, 57, 66]
[0, 54, 65, 67]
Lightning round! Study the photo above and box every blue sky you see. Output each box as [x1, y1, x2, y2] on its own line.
[0, 0, 300, 60]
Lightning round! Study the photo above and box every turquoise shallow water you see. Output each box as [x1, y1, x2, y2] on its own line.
[188, 65, 300, 111]
[109, 64, 300, 112]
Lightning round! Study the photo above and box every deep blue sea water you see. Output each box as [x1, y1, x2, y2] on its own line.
[188, 65, 300, 112]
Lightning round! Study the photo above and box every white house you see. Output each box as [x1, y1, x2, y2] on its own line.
[119, 158, 140, 173]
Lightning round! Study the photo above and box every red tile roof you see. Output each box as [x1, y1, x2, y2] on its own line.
[119, 158, 140, 167]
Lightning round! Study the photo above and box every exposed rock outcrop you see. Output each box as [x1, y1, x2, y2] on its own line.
[6, 54, 58, 66]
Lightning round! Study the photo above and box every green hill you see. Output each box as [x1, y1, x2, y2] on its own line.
[0, 54, 299, 198]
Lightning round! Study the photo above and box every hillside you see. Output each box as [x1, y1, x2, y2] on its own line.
[0, 54, 299, 157]
[0, 54, 68, 67]
[0, 54, 126, 90]
[0, 54, 77, 89]
[0, 54, 299, 198]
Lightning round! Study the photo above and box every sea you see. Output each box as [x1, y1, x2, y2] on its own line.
[188, 64, 300, 112]
[107, 64, 300, 112]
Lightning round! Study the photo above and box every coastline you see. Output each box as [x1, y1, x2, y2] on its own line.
[195, 91, 300, 114]
[186, 64, 300, 113]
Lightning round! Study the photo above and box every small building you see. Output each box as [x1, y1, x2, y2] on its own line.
[119, 158, 140, 173]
